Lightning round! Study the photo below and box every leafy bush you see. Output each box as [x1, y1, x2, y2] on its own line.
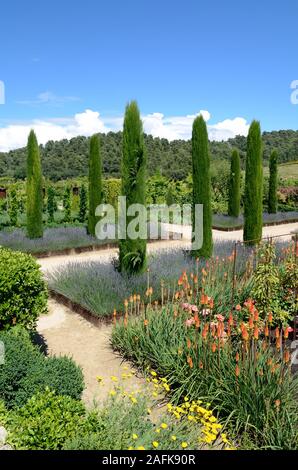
[0, 328, 84, 408]
[8, 388, 85, 450]
[0, 247, 48, 330]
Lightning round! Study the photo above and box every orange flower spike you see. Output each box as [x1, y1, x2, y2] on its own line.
[268, 312, 273, 324]
[253, 326, 259, 340]
[264, 324, 269, 337]
[228, 313, 234, 327]
[284, 327, 289, 339]
[242, 326, 249, 341]
[235, 352, 240, 362]
[275, 327, 280, 339]
[193, 275, 198, 284]
[144, 319, 149, 327]
[199, 361, 204, 369]
[211, 343, 217, 353]
[186, 338, 192, 349]
[276, 337, 281, 350]
[235, 364, 240, 377]
[188, 356, 193, 368]
[284, 350, 290, 363]
[209, 298, 214, 309]
[202, 327, 208, 341]
[253, 310, 259, 322]
[202, 268, 207, 276]
[248, 316, 254, 329]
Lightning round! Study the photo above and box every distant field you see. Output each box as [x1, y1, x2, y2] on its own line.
[264, 161, 298, 180]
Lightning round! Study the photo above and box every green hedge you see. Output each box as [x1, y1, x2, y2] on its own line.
[0, 328, 84, 408]
[0, 248, 48, 330]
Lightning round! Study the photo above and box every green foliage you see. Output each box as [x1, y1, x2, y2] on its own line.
[78, 184, 87, 223]
[244, 121, 263, 244]
[191, 115, 213, 258]
[8, 188, 18, 226]
[8, 388, 85, 450]
[47, 186, 55, 223]
[88, 134, 102, 236]
[103, 178, 121, 208]
[119, 101, 147, 273]
[26, 130, 43, 238]
[1, 130, 298, 182]
[0, 327, 84, 409]
[0, 248, 47, 330]
[268, 150, 278, 213]
[63, 185, 72, 222]
[228, 150, 240, 217]
[252, 243, 295, 326]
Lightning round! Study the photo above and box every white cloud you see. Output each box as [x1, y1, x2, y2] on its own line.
[0, 108, 249, 152]
[0, 110, 108, 152]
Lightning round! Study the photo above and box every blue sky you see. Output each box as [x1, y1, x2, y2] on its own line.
[0, 0, 297, 150]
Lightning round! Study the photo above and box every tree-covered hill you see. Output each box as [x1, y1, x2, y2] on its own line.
[0, 129, 297, 181]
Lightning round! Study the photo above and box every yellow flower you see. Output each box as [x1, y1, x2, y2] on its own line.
[161, 423, 168, 429]
[209, 416, 216, 423]
[152, 392, 158, 397]
[132, 434, 138, 440]
[130, 397, 138, 404]
[163, 384, 170, 392]
[137, 446, 145, 450]
[152, 441, 159, 448]
[152, 378, 159, 384]
[184, 396, 189, 402]
[110, 376, 118, 382]
[150, 371, 157, 377]
[128, 446, 134, 450]
[156, 428, 161, 434]
[109, 390, 116, 396]
[171, 435, 177, 441]
[96, 375, 103, 383]
[225, 447, 236, 451]
[147, 408, 152, 415]
[181, 442, 188, 449]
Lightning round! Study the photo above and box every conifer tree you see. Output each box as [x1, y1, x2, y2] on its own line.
[119, 101, 147, 273]
[268, 150, 278, 214]
[88, 135, 102, 236]
[228, 149, 241, 217]
[243, 120, 263, 244]
[191, 115, 213, 258]
[79, 184, 87, 223]
[26, 130, 43, 238]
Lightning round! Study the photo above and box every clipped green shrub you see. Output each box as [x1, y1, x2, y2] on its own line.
[0, 248, 48, 330]
[26, 130, 43, 238]
[8, 388, 85, 450]
[0, 328, 84, 408]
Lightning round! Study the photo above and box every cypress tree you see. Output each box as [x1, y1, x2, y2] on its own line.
[8, 188, 18, 227]
[79, 184, 87, 223]
[63, 186, 71, 222]
[88, 134, 102, 236]
[228, 149, 241, 217]
[47, 186, 55, 223]
[268, 150, 278, 214]
[191, 115, 213, 258]
[26, 130, 43, 238]
[119, 101, 147, 273]
[243, 120, 263, 244]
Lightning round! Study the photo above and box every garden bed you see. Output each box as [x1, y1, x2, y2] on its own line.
[212, 211, 298, 231]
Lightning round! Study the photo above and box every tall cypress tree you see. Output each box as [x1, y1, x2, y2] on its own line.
[47, 186, 55, 223]
[268, 150, 278, 214]
[243, 120, 263, 244]
[88, 134, 102, 236]
[119, 101, 147, 273]
[228, 149, 241, 217]
[26, 130, 43, 238]
[191, 115, 213, 258]
[79, 184, 87, 223]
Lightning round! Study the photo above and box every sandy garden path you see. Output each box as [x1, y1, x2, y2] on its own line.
[37, 298, 145, 407]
